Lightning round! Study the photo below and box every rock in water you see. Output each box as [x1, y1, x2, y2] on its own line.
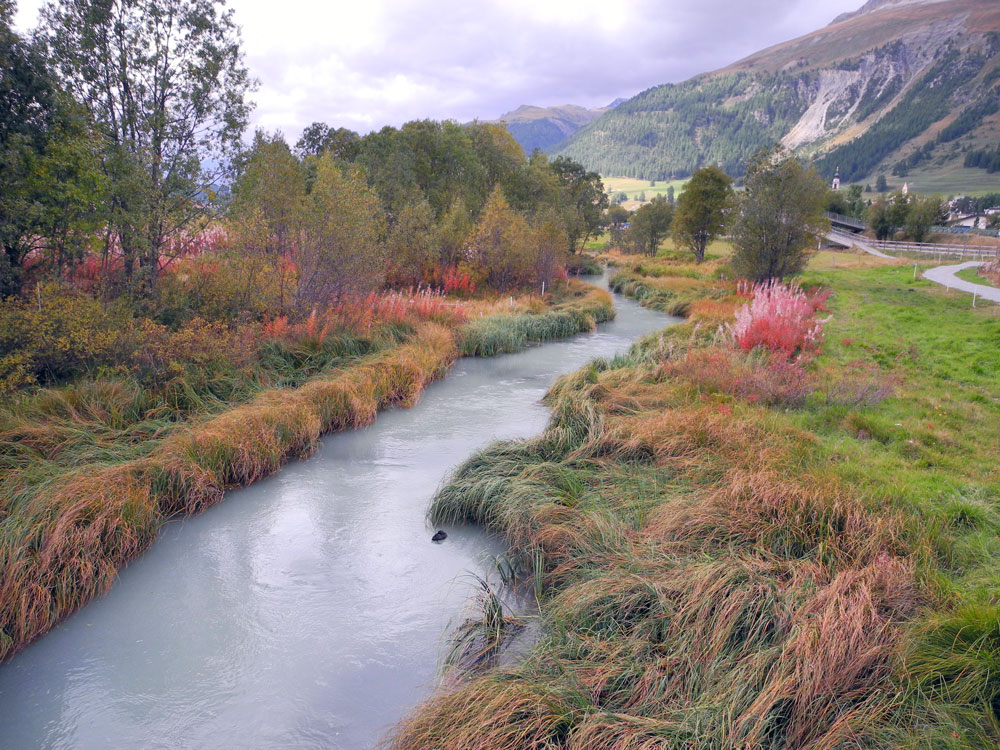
[431, 530, 447, 542]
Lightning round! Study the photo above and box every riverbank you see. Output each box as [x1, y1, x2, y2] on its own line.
[0, 272, 672, 750]
[391, 255, 1000, 748]
[0, 280, 613, 662]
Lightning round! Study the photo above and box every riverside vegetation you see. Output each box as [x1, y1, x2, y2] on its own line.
[0, 280, 614, 661]
[0, 0, 616, 660]
[391, 248, 1000, 748]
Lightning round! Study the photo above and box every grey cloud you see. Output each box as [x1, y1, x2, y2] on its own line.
[15, 0, 862, 139]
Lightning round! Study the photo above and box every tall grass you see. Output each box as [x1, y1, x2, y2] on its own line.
[0, 323, 457, 660]
[0, 279, 619, 661]
[609, 269, 730, 317]
[394, 346, 921, 748]
[391, 260, 1000, 748]
[459, 284, 614, 357]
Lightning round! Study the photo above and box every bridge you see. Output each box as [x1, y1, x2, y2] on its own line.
[825, 229, 894, 258]
[824, 211, 866, 233]
[825, 229, 1000, 260]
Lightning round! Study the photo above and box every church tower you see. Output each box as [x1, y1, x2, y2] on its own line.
[831, 167, 841, 192]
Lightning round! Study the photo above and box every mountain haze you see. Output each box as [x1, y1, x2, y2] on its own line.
[555, 0, 1000, 187]
[493, 103, 614, 154]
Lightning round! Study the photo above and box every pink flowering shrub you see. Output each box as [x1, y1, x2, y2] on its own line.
[726, 280, 831, 357]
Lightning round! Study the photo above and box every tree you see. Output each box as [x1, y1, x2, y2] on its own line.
[0, 8, 104, 296]
[231, 132, 305, 258]
[875, 174, 888, 193]
[625, 195, 674, 256]
[730, 147, 828, 282]
[666, 185, 675, 204]
[603, 204, 630, 249]
[549, 156, 607, 253]
[295, 122, 361, 160]
[672, 166, 732, 263]
[42, 0, 254, 296]
[437, 197, 472, 269]
[469, 186, 532, 292]
[867, 192, 908, 241]
[603, 204, 630, 229]
[845, 184, 866, 218]
[385, 200, 437, 287]
[530, 209, 569, 289]
[295, 156, 385, 308]
[904, 194, 943, 243]
[866, 197, 895, 241]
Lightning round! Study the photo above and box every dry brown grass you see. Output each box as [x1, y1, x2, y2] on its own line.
[391, 275, 933, 748]
[0, 323, 458, 661]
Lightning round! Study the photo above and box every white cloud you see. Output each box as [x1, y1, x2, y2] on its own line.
[13, 0, 862, 141]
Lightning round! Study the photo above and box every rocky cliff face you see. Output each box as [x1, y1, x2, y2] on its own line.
[555, 0, 1000, 184]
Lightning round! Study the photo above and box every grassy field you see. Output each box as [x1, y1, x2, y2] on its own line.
[0, 281, 613, 662]
[591, 232, 735, 259]
[603, 176, 688, 201]
[956, 267, 998, 288]
[882, 164, 1000, 197]
[391, 249, 1000, 748]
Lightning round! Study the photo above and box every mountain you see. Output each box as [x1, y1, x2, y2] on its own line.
[493, 103, 614, 154]
[555, 0, 1000, 190]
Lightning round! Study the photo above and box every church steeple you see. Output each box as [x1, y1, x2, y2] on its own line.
[831, 167, 841, 192]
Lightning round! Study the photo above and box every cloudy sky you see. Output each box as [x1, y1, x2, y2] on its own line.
[14, 0, 861, 140]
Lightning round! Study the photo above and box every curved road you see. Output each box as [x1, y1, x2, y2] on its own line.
[826, 231, 999, 304]
[922, 261, 1000, 303]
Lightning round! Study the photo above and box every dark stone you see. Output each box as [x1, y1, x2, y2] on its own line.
[431, 530, 447, 543]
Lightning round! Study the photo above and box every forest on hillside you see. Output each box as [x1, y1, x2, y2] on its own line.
[556, 72, 812, 179]
[557, 32, 1000, 185]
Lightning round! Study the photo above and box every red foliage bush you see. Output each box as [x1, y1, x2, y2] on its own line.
[727, 280, 831, 357]
[263, 289, 468, 345]
[440, 266, 476, 296]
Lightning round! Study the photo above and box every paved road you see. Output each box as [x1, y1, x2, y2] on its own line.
[825, 230, 895, 259]
[826, 231, 999, 303]
[922, 261, 1000, 303]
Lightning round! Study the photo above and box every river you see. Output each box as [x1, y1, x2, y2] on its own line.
[0, 274, 677, 750]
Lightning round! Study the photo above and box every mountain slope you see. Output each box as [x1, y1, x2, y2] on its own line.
[493, 104, 611, 154]
[555, 0, 1000, 186]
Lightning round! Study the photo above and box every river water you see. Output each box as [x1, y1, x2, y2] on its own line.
[0, 275, 676, 750]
